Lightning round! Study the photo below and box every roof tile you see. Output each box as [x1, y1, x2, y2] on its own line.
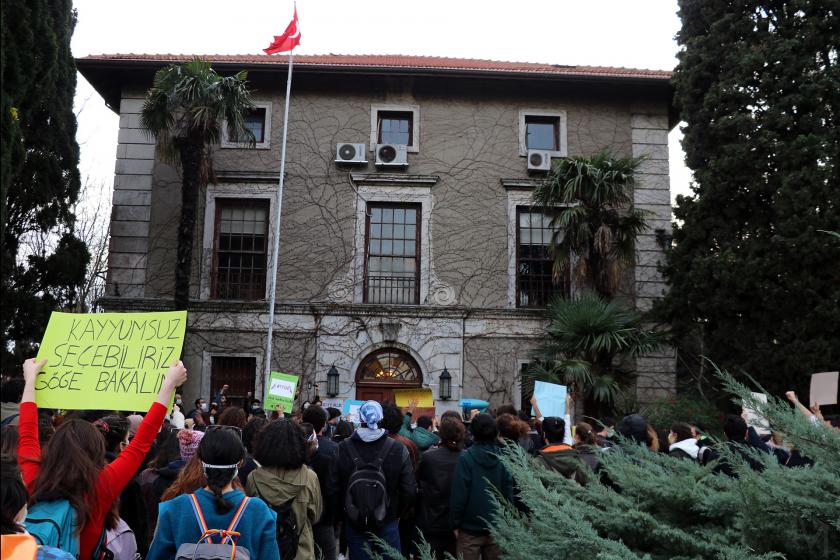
[79, 53, 672, 79]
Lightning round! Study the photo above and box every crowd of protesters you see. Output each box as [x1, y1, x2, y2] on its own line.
[1, 358, 838, 560]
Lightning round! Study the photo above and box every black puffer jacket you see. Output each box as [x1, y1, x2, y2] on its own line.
[416, 446, 461, 535]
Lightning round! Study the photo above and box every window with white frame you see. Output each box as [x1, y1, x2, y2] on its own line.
[518, 109, 567, 157]
[221, 102, 272, 149]
[370, 104, 420, 152]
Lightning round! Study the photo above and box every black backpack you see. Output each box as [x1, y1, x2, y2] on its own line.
[251, 479, 301, 559]
[344, 437, 394, 531]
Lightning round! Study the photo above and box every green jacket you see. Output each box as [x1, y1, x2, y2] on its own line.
[534, 444, 589, 485]
[450, 442, 514, 535]
[400, 414, 440, 451]
[247, 465, 323, 560]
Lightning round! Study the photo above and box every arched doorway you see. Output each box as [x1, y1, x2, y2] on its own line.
[355, 348, 423, 405]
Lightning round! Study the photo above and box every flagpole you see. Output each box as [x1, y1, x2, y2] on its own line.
[264, 51, 294, 393]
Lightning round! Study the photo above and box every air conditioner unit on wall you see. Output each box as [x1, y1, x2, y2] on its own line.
[375, 144, 408, 167]
[335, 143, 367, 164]
[527, 149, 552, 172]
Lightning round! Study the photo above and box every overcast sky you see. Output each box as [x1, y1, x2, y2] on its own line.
[71, 0, 692, 204]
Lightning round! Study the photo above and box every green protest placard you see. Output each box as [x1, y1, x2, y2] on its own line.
[264, 371, 298, 411]
[35, 311, 187, 411]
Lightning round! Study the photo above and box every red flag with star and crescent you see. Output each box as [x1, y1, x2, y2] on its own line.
[264, 8, 301, 54]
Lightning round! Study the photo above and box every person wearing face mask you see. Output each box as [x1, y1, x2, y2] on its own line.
[147, 428, 280, 560]
[186, 399, 208, 427]
[207, 404, 219, 426]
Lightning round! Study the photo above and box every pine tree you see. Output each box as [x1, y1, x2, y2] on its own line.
[368, 368, 840, 560]
[487, 369, 840, 560]
[659, 0, 840, 396]
[0, 0, 89, 370]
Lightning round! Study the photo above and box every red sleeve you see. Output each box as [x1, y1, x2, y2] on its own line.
[95, 402, 167, 500]
[80, 401, 168, 558]
[17, 401, 40, 493]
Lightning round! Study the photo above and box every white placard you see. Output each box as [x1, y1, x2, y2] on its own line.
[269, 378, 295, 399]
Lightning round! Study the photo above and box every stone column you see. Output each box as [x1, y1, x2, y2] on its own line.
[107, 90, 155, 298]
[631, 113, 676, 402]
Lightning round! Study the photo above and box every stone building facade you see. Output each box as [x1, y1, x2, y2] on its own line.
[78, 54, 676, 413]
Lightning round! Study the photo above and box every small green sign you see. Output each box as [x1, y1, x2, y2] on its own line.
[264, 371, 298, 412]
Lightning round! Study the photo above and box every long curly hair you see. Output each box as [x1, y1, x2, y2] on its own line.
[254, 420, 307, 470]
[30, 419, 105, 527]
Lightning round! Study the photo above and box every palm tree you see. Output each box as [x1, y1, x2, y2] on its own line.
[140, 58, 255, 309]
[527, 293, 667, 416]
[532, 150, 648, 299]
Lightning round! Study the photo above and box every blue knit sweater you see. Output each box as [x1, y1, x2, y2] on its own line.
[147, 488, 280, 560]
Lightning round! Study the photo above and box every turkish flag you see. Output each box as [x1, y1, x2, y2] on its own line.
[264, 8, 301, 54]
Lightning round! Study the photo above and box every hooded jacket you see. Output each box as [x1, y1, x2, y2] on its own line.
[247, 465, 323, 560]
[450, 442, 514, 535]
[534, 444, 589, 484]
[669, 437, 700, 460]
[400, 414, 441, 452]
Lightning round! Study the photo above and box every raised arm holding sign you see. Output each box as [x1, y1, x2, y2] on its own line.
[17, 357, 187, 558]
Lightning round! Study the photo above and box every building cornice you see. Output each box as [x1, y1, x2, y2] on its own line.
[349, 173, 440, 187]
[98, 297, 546, 321]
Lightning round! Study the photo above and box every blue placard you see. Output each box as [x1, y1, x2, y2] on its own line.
[533, 381, 567, 417]
[342, 399, 365, 425]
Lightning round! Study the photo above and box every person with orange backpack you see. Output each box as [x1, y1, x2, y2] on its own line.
[147, 427, 279, 560]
